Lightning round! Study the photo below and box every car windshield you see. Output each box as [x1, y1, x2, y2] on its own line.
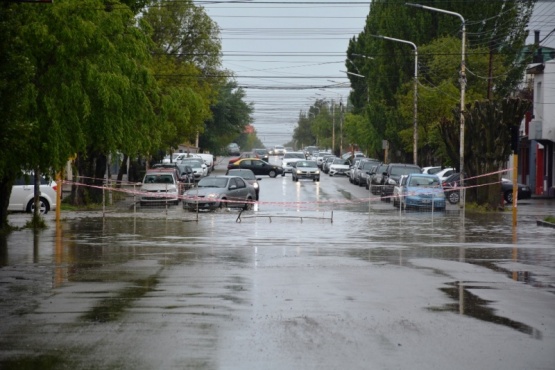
[228, 170, 255, 180]
[197, 178, 228, 188]
[333, 159, 349, 165]
[408, 176, 440, 187]
[362, 161, 379, 170]
[144, 174, 174, 184]
[296, 161, 316, 168]
[181, 159, 203, 167]
[285, 153, 305, 159]
[391, 166, 421, 176]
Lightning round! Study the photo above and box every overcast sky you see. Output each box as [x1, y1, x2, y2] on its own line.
[200, 0, 555, 149]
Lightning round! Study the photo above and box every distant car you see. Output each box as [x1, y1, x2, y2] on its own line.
[252, 148, 269, 162]
[227, 143, 240, 156]
[9, 173, 58, 214]
[292, 160, 320, 182]
[140, 170, 180, 206]
[282, 151, 306, 173]
[182, 176, 255, 211]
[180, 158, 208, 180]
[162, 152, 201, 164]
[397, 173, 445, 210]
[501, 178, 532, 203]
[228, 158, 284, 178]
[322, 156, 337, 174]
[226, 168, 261, 200]
[354, 159, 381, 186]
[228, 152, 255, 165]
[303, 146, 319, 159]
[274, 145, 285, 156]
[328, 158, 351, 177]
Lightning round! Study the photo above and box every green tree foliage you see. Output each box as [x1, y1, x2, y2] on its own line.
[346, 0, 535, 167]
[439, 98, 531, 209]
[1, 0, 161, 225]
[199, 81, 254, 154]
[141, 0, 225, 153]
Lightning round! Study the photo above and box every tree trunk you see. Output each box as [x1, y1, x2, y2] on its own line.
[70, 151, 107, 205]
[116, 154, 128, 188]
[0, 176, 15, 230]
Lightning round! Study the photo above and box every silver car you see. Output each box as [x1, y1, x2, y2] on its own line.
[140, 170, 180, 206]
[292, 160, 320, 182]
[182, 176, 256, 211]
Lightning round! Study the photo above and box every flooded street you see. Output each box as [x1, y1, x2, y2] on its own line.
[1, 159, 554, 369]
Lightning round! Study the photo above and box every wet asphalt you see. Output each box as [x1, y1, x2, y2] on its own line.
[0, 157, 554, 369]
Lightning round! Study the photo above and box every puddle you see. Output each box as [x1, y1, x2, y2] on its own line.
[430, 281, 542, 339]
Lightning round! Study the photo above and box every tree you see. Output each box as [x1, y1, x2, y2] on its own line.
[346, 0, 535, 166]
[142, 0, 225, 153]
[199, 81, 254, 154]
[439, 98, 531, 209]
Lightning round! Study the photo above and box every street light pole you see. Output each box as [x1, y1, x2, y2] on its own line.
[406, 2, 466, 205]
[372, 35, 418, 165]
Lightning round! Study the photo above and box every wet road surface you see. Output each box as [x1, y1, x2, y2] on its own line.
[1, 157, 554, 369]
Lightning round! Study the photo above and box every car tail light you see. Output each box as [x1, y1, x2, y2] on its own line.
[52, 184, 57, 192]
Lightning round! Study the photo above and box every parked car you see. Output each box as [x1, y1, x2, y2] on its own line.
[227, 143, 240, 156]
[182, 176, 255, 211]
[292, 160, 320, 182]
[434, 167, 456, 182]
[151, 163, 195, 191]
[328, 158, 351, 177]
[421, 166, 442, 175]
[9, 173, 58, 214]
[381, 163, 422, 201]
[501, 178, 532, 203]
[282, 151, 306, 173]
[180, 158, 208, 180]
[226, 168, 261, 200]
[369, 163, 389, 194]
[196, 153, 215, 173]
[322, 156, 337, 174]
[162, 152, 202, 164]
[442, 172, 463, 204]
[354, 159, 381, 186]
[227, 158, 284, 177]
[397, 173, 445, 210]
[140, 170, 180, 206]
[348, 158, 363, 183]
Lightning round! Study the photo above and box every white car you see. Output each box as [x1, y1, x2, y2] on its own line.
[328, 158, 351, 177]
[9, 174, 58, 214]
[180, 158, 208, 180]
[140, 170, 180, 206]
[196, 153, 215, 172]
[434, 167, 455, 182]
[281, 152, 306, 173]
[162, 152, 202, 164]
[274, 145, 285, 156]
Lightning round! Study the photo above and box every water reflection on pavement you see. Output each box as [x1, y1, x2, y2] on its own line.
[0, 178, 554, 369]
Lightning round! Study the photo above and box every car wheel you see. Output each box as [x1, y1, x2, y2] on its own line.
[505, 191, 513, 203]
[269, 170, 277, 178]
[219, 199, 227, 209]
[26, 197, 49, 214]
[315, 177, 320, 182]
[447, 191, 460, 204]
[243, 197, 253, 210]
[281, 172, 285, 177]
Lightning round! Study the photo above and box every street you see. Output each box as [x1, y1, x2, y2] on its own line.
[0, 157, 554, 370]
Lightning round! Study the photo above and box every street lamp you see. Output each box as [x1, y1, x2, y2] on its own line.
[406, 2, 466, 205]
[371, 34, 418, 165]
